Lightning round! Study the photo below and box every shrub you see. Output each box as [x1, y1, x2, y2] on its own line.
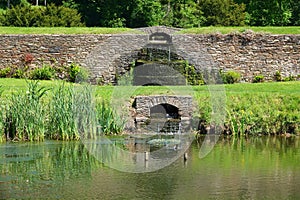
[68, 63, 89, 83]
[0, 67, 11, 78]
[41, 3, 84, 27]
[221, 70, 241, 84]
[253, 75, 264, 83]
[12, 69, 25, 78]
[30, 66, 55, 80]
[274, 71, 282, 81]
[1, 3, 84, 27]
[283, 75, 296, 82]
[1, 3, 44, 27]
[24, 53, 34, 65]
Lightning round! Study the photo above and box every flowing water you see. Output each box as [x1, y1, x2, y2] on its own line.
[1, 135, 300, 199]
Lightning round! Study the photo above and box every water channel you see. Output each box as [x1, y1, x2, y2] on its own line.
[1, 135, 300, 199]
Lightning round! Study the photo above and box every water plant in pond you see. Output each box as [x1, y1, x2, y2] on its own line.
[0, 86, 5, 142]
[96, 101, 125, 135]
[48, 83, 98, 140]
[5, 81, 49, 141]
[48, 83, 79, 140]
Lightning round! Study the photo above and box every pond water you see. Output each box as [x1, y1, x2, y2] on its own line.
[1, 135, 300, 199]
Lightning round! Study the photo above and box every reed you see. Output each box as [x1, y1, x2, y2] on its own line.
[0, 86, 5, 142]
[222, 93, 299, 136]
[48, 83, 99, 140]
[5, 81, 49, 141]
[96, 100, 125, 135]
[48, 83, 78, 140]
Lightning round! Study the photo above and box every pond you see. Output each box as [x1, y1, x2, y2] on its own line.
[1, 135, 300, 199]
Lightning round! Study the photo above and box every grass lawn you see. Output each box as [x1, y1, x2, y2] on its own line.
[179, 26, 300, 34]
[0, 27, 140, 34]
[0, 78, 299, 96]
[1, 26, 300, 35]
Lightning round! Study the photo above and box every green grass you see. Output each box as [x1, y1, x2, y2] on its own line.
[179, 26, 300, 34]
[0, 27, 140, 35]
[1, 26, 300, 35]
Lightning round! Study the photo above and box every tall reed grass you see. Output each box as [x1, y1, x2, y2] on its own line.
[4, 81, 49, 141]
[0, 86, 5, 142]
[196, 92, 300, 136]
[0, 81, 124, 142]
[96, 101, 125, 135]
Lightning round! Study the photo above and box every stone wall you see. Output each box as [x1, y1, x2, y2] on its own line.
[0, 29, 299, 83]
[0, 34, 109, 68]
[192, 33, 300, 82]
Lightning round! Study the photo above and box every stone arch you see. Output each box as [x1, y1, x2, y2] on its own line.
[84, 26, 220, 85]
[134, 95, 193, 132]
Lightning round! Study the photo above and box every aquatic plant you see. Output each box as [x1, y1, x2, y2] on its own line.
[5, 81, 49, 141]
[96, 100, 125, 135]
[48, 83, 97, 140]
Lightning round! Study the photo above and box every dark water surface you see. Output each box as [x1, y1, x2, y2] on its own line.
[1, 136, 300, 199]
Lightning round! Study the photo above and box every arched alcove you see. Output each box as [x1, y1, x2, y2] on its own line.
[150, 103, 180, 119]
[84, 26, 219, 85]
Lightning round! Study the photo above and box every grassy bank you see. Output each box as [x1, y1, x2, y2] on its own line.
[0, 79, 299, 142]
[0, 27, 139, 35]
[1, 26, 300, 35]
[179, 26, 300, 34]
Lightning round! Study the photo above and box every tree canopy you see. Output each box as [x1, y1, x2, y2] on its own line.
[0, 0, 299, 27]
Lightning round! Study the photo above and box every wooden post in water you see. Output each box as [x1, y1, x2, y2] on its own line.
[144, 151, 149, 161]
[184, 152, 188, 161]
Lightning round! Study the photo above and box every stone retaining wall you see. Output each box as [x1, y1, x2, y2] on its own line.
[0, 29, 299, 83]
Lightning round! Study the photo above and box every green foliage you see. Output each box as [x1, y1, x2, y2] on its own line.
[253, 75, 264, 83]
[290, 0, 300, 25]
[221, 70, 241, 84]
[283, 75, 296, 82]
[182, 61, 205, 85]
[41, 3, 84, 27]
[12, 69, 25, 78]
[48, 83, 97, 140]
[274, 71, 282, 81]
[68, 63, 89, 83]
[1, 3, 43, 26]
[199, 0, 246, 26]
[96, 101, 124, 135]
[5, 81, 49, 141]
[30, 66, 55, 80]
[161, 0, 205, 28]
[0, 3, 83, 27]
[224, 94, 300, 136]
[246, 0, 292, 26]
[0, 67, 11, 78]
[129, 0, 164, 27]
[2, 0, 300, 27]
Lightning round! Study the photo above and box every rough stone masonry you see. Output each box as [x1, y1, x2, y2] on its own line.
[0, 27, 299, 83]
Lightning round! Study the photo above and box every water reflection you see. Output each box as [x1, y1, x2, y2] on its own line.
[0, 136, 300, 199]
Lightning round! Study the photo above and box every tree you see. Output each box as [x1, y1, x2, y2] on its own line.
[290, 0, 300, 25]
[1, 2, 83, 26]
[160, 0, 205, 28]
[128, 0, 164, 27]
[247, 0, 292, 26]
[199, 0, 246, 26]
